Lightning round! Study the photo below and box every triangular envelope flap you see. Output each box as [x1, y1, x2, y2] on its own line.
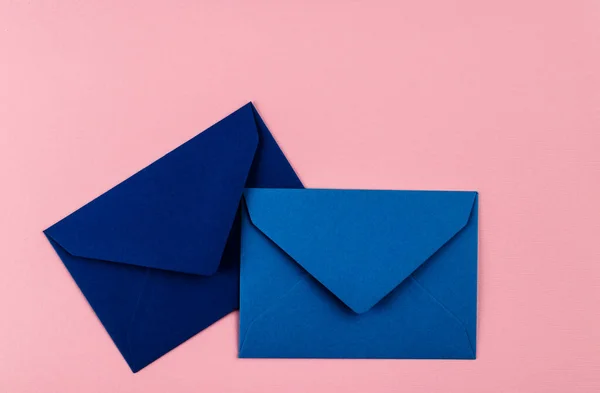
[244, 188, 477, 313]
[45, 104, 259, 275]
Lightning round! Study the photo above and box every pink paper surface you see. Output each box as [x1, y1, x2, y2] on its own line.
[1, 1, 599, 392]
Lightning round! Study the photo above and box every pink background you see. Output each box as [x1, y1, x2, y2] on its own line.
[1, 1, 599, 392]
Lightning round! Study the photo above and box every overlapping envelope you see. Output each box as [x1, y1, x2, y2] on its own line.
[45, 103, 479, 371]
[43, 103, 303, 372]
[239, 188, 478, 359]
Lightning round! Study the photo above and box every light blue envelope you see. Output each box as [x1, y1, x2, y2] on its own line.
[239, 188, 478, 359]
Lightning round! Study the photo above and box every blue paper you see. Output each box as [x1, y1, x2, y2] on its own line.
[239, 188, 477, 359]
[44, 103, 303, 372]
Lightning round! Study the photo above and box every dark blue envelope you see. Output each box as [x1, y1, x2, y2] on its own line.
[240, 189, 477, 358]
[44, 103, 302, 372]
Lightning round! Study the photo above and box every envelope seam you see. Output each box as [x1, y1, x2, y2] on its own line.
[409, 276, 476, 358]
[239, 276, 307, 355]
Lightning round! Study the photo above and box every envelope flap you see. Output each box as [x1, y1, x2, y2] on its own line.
[244, 189, 477, 313]
[44, 104, 260, 275]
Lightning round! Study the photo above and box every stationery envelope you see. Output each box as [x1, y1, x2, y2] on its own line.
[239, 188, 478, 358]
[44, 103, 303, 372]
